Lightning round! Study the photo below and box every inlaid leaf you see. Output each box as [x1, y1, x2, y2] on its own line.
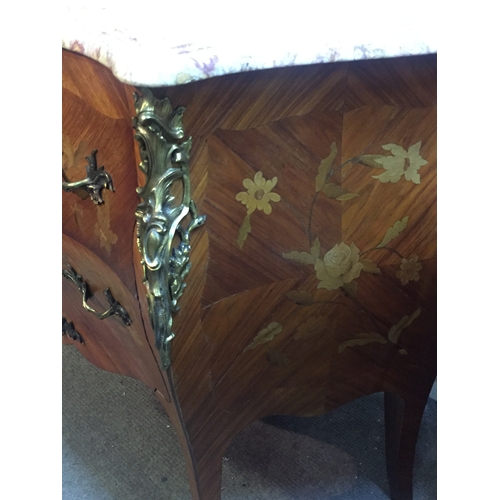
[388, 307, 421, 344]
[337, 193, 359, 201]
[71, 203, 84, 226]
[355, 154, 385, 167]
[336, 192, 359, 201]
[282, 250, 316, 266]
[284, 290, 316, 305]
[376, 216, 409, 248]
[315, 142, 337, 192]
[407, 307, 421, 324]
[322, 183, 344, 198]
[322, 183, 359, 201]
[73, 141, 89, 171]
[361, 259, 381, 274]
[244, 322, 283, 351]
[62, 135, 89, 174]
[266, 349, 290, 367]
[338, 332, 387, 353]
[310, 237, 321, 260]
[237, 214, 252, 248]
[69, 188, 90, 201]
[62, 134, 74, 169]
[95, 195, 118, 255]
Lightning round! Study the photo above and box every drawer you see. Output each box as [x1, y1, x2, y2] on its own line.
[62, 233, 165, 391]
[62, 50, 138, 295]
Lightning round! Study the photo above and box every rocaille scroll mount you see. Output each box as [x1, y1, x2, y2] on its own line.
[133, 88, 206, 370]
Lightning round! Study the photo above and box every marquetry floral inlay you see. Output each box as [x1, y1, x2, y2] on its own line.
[397, 255, 422, 285]
[338, 308, 421, 355]
[235, 136, 431, 359]
[277, 139, 429, 355]
[236, 171, 280, 215]
[243, 322, 283, 352]
[370, 141, 428, 185]
[94, 191, 118, 254]
[236, 171, 280, 248]
[314, 242, 363, 291]
[62, 134, 88, 174]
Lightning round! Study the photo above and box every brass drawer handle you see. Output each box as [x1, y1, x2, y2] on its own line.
[62, 265, 132, 326]
[62, 317, 84, 343]
[62, 149, 114, 204]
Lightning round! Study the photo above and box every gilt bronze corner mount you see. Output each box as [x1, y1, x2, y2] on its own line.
[133, 88, 205, 370]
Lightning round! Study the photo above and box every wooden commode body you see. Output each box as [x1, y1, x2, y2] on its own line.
[62, 49, 436, 500]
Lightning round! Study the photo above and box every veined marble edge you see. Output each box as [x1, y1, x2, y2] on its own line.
[62, 0, 437, 86]
[62, 39, 437, 88]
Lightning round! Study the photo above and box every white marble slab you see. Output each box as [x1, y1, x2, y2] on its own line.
[62, 2, 437, 87]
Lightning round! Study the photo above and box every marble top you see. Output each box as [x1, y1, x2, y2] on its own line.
[62, 2, 437, 87]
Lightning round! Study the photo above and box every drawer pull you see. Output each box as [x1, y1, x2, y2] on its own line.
[62, 149, 114, 204]
[62, 317, 84, 343]
[62, 265, 132, 326]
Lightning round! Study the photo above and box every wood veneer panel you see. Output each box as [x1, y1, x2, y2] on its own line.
[160, 56, 436, 500]
[199, 110, 343, 306]
[151, 61, 348, 138]
[344, 54, 437, 111]
[62, 50, 131, 120]
[340, 106, 437, 259]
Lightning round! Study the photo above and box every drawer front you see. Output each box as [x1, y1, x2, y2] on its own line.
[62, 234, 165, 391]
[62, 49, 138, 295]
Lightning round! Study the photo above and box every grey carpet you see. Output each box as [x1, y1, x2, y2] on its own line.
[62, 345, 436, 499]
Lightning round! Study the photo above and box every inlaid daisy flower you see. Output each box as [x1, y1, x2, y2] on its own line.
[236, 171, 281, 214]
[396, 255, 423, 285]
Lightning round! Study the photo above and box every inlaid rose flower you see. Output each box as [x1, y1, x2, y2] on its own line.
[236, 171, 281, 215]
[372, 141, 428, 184]
[314, 242, 363, 290]
[396, 255, 422, 285]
